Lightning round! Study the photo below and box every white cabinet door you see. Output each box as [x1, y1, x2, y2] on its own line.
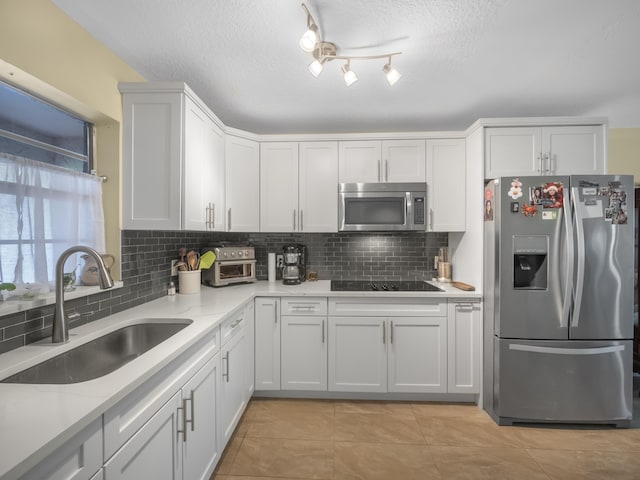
[382, 140, 426, 182]
[244, 300, 255, 398]
[544, 125, 604, 175]
[388, 317, 447, 393]
[338, 141, 381, 183]
[104, 392, 182, 480]
[206, 118, 226, 231]
[23, 418, 103, 480]
[122, 92, 183, 230]
[447, 301, 481, 393]
[484, 127, 542, 178]
[254, 297, 281, 390]
[183, 97, 209, 231]
[328, 316, 386, 392]
[260, 142, 299, 232]
[298, 142, 338, 232]
[182, 355, 220, 480]
[225, 135, 260, 232]
[281, 315, 328, 391]
[426, 138, 466, 232]
[218, 327, 247, 449]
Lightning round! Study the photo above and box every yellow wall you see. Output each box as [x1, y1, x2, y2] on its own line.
[0, 0, 145, 279]
[609, 128, 640, 184]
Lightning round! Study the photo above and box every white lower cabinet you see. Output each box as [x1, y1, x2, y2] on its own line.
[328, 298, 448, 393]
[104, 391, 184, 480]
[328, 316, 387, 392]
[22, 417, 103, 480]
[388, 316, 447, 393]
[254, 297, 281, 390]
[447, 300, 481, 393]
[218, 319, 247, 448]
[280, 297, 328, 391]
[102, 330, 220, 480]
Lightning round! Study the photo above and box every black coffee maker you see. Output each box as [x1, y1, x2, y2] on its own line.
[282, 244, 306, 285]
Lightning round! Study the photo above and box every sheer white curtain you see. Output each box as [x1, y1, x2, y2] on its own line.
[0, 153, 105, 288]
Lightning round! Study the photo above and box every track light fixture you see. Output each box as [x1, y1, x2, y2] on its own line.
[299, 3, 402, 87]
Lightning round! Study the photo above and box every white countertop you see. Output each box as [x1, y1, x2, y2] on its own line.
[0, 280, 480, 479]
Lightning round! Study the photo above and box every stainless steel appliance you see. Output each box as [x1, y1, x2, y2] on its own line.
[201, 243, 256, 287]
[282, 244, 306, 285]
[339, 182, 426, 231]
[483, 175, 634, 427]
[331, 280, 443, 292]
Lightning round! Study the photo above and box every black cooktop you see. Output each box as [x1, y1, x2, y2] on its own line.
[330, 280, 443, 292]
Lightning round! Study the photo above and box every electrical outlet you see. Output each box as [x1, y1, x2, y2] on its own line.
[276, 254, 284, 269]
[171, 259, 179, 276]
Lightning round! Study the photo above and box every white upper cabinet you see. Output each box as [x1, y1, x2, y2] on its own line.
[121, 83, 225, 231]
[260, 141, 338, 232]
[339, 140, 425, 183]
[183, 97, 225, 231]
[338, 141, 381, 183]
[260, 142, 299, 232]
[382, 140, 426, 182]
[298, 142, 338, 232]
[484, 125, 605, 179]
[225, 135, 260, 232]
[426, 138, 466, 232]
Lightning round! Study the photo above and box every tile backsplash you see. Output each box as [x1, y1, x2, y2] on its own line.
[0, 230, 447, 354]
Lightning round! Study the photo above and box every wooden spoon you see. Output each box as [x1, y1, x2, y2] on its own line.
[186, 250, 199, 271]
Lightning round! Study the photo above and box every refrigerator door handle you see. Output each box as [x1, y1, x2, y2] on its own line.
[561, 190, 574, 328]
[571, 187, 586, 327]
[509, 343, 625, 355]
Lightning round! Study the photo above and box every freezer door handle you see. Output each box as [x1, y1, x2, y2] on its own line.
[561, 189, 574, 328]
[509, 343, 625, 356]
[571, 187, 586, 327]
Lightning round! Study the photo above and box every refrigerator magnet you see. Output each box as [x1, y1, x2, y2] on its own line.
[542, 210, 557, 220]
[511, 201, 519, 213]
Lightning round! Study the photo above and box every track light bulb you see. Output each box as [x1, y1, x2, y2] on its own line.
[342, 62, 358, 87]
[383, 63, 401, 86]
[299, 24, 318, 52]
[308, 59, 325, 77]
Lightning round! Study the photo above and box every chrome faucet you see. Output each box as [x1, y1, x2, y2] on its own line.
[52, 246, 114, 343]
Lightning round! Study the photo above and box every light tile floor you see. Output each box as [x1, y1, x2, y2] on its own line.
[212, 396, 640, 480]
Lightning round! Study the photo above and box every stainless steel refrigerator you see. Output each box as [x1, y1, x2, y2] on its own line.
[483, 175, 634, 427]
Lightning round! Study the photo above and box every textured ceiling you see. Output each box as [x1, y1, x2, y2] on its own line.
[53, 0, 640, 133]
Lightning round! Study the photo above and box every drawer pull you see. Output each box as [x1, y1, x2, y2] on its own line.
[230, 318, 242, 329]
[382, 321, 386, 345]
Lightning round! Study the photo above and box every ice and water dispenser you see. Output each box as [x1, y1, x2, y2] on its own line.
[513, 235, 548, 290]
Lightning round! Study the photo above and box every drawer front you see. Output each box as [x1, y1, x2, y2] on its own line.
[329, 297, 446, 317]
[221, 308, 245, 345]
[281, 297, 328, 316]
[103, 330, 217, 460]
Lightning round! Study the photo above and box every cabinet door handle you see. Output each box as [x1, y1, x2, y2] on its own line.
[177, 399, 188, 442]
[211, 202, 215, 229]
[385, 160, 389, 182]
[274, 302, 278, 324]
[322, 319, 325, 343]
[390, 320, 394, 344]
[227, 208, 232, 231]
[536, 154, 542, 174]
[190, 390, 195, 431]
[300, 210, 303, 231]
[382, 321, 386, 345]
[378, 160, 381, 181]
[223, 351, 230, 382]
[184, 391, 195, 433]
[429, 208, 434, 231]
[293, 209, 296, 231]
[546, 152, 552, 173]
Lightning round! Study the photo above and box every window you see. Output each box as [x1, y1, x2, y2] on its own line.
[0, 81, 104, 290]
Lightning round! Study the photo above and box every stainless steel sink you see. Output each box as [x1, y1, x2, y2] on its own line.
[1, 320, 192, 384]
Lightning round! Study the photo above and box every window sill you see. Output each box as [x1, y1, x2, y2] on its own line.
[0, 282, 124, 317]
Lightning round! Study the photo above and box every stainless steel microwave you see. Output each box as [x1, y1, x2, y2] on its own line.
[338, 182, 427, 232]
